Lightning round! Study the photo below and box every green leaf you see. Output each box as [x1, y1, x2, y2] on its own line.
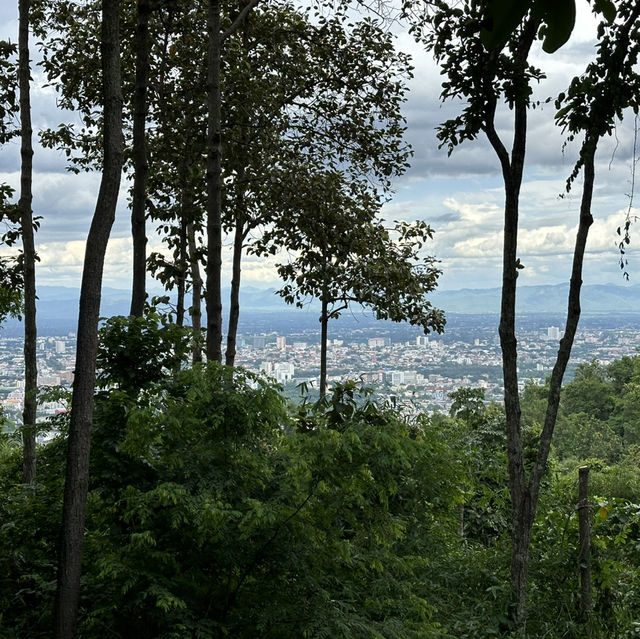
[540, 0, 576, 53]
[480, 0, 529, 50]
[593, 0, 616, 23]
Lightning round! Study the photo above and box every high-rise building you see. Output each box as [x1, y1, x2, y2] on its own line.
[404, 370, 418, 384]
[276, 336, 286, 350]
[253, 335, 267, 349]
[547, 326, 561, 340]
[274, 362, 295, 384]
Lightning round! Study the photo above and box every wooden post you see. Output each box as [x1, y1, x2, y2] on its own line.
[578, 465, 592, 621]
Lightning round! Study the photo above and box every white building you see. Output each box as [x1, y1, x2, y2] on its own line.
[273, 362, 295, 384]
[547, 326, 561, 340]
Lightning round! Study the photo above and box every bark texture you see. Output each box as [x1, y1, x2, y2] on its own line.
[54, 1, 124, 635]
[19, 0, 37, 485]
[319, 295, 329, 399]
[225, 216, 244, 366]
[129, 0, 151, 317]
[176, 215, 188, 326]
[187, 221, 203, 364]
[578, 465, 592, 620]
[205, 0, 223, 361]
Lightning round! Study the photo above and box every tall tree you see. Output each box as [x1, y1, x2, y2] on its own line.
[417, 0, 640, 627]
[129, 0, 151, 317]
[262, 170, 443, 396]
[205, 0, 223, 361]
[18, 0, 37, 484]
[205, 0, 262, 361]
[54, 0, 124, 635]
[220, 5, 413, 365]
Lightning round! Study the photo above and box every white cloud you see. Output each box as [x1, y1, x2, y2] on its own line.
[1, 0, 638, 295]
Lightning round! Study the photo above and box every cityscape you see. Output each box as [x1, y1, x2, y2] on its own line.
[2, 311, 640, 427]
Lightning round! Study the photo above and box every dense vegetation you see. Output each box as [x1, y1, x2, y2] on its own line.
[1, 318, 640, 637]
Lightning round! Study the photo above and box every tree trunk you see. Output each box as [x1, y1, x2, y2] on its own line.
[19, 0, 37, 485]
[187, 221, 203, 364]
[319, 294, 328, 399]
[510, 489, 533, 628]
[480, 21, 539, 627]
[54, 1, 123, 636]
[129, 0, 150, 317]
[205, 0, 223, 361]
[578, 465, 592, 621]
[205, 0, 262, 362]
[225, 216, 244, 366]
[176, 215, 187, 326]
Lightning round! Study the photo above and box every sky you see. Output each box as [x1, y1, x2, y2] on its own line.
[0, 1, 639, 295]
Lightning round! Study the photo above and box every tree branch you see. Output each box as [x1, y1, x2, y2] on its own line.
[221, 0, 262, 43]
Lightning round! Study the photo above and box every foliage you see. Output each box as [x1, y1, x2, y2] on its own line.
[78, 369, 461, 637]
[0, 336, 464, 638]
[478, 0, 617, 53]
[96, 308, 193, 394]
[4, 333, 640, 637]
[272, 177, 444, 335]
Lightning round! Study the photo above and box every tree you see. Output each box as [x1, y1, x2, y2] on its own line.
[257, 168, 442, 396]
[129, 0, 151, 317]
[33, 0, 175, 319]
[417, 0, 640, 627]
[18, 0, 38, 485]
[210, 2, 414, 364]
[0, 36, 25, 476]
[219, 5, 415, 366]
[32, 0, 414, 369]
[562, 360, 614, 421]
[54, 0, 124, 635]
[205, 0, 262, 362]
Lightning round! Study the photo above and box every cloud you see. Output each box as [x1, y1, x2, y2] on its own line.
[1, 0, 638, 296]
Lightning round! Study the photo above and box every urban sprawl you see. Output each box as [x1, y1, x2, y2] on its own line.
[3, 316, 639, 427]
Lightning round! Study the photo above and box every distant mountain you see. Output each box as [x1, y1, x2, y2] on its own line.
[429, 283, 640, 314]
[2, 281, 639, 337]
[32, 284, 287, 321]
[28, 282, 640, 319]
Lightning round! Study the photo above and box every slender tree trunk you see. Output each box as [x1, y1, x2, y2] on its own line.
[176, 215, 187, 326]
[187, 221, 203, 364]
[530, 143, 595, 503]
[205, 0, 262, 362]
[479, 21, 541, 628]
[54, 1, 123, 636]
[224, 20, 251, 368]
[319, 294, 328, 399]
[19, 0, 37, 485]
[225, 216, 244, 366]
[129, 0, 150, 317]
[578, 465, 592, 621]
[206, 0, 223, 361]
[485, 85, 529, 626]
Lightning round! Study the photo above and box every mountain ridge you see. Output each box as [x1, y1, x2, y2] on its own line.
[27, 282, 640, 319]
